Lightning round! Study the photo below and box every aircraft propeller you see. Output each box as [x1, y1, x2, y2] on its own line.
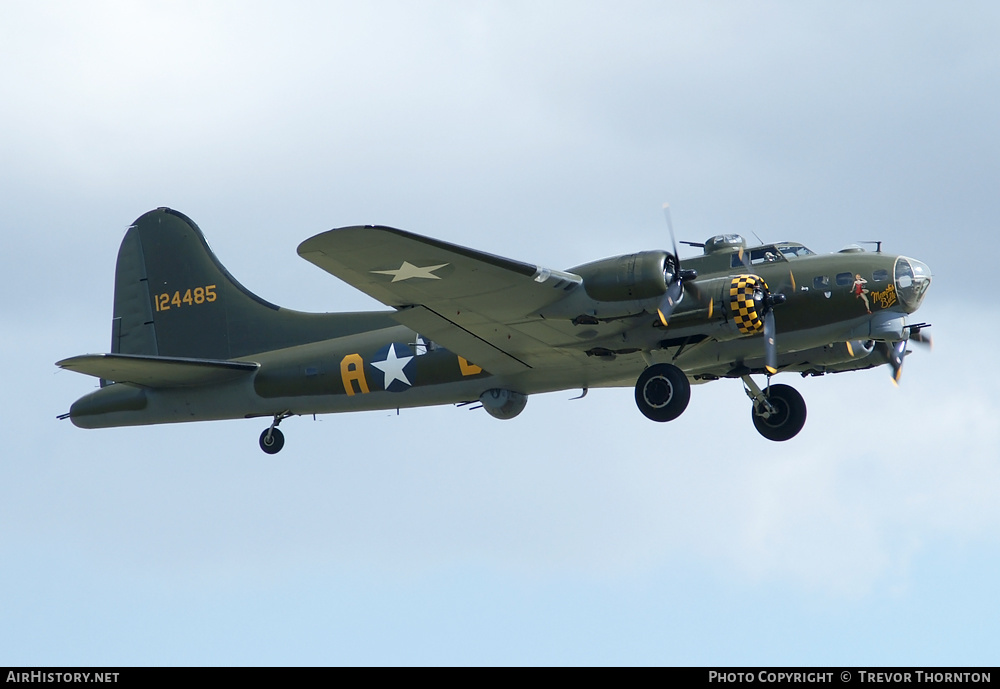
[657, 203, 699, 326]
[876, 339, 908, 385]
[763, 309, 778, 374]
[875, 324, 931, 385]
[763, 268, 796, 374]
[777, 268, 797, 294]
[759, 288, 786, 375]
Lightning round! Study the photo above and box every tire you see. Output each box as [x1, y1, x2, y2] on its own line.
[751, 384, 807, 441]
[634, 363, 691, 422]
[259, 427, 285, 454]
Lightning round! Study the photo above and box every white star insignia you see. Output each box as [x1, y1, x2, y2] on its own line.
[371, 344, 414, 389]
[371, 261, 449, 282]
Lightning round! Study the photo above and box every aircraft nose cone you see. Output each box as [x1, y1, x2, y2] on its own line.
[895, 257, 931, 311]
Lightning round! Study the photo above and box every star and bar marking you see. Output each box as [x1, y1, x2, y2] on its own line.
[371, 261, 449, 282]
[370, 343, 416, 392]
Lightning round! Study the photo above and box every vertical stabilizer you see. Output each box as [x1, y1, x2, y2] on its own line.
[113, 208, 246, 358]
[110, 208, 396, 360]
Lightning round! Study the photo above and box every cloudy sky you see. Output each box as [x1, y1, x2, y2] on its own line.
[2, 0, 998, 665]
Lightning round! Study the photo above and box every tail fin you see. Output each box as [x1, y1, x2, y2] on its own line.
[112, 208, 394, 359]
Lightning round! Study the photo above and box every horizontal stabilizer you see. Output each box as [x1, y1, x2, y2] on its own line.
[57, 353, 259, 388]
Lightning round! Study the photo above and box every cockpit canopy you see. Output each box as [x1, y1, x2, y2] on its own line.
[702, 235, 814, 265]
[775, 243, 814, 258]
[704, 234, 746, 254]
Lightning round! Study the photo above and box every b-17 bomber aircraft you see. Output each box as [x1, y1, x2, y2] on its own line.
[57, 207, 932, 453]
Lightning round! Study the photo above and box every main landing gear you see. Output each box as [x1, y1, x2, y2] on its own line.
[632, 365, 807, 441]
[635, 363, 691, 422]
[742, 376, 806, 442]
[259, 411, 292, 454]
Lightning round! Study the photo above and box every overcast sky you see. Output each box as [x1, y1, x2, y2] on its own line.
[2, 1, 998, 666]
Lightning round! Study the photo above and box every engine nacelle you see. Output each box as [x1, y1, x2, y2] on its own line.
[804, 339, 877, 367]
[727, 274, 769, 334]
[794, 339, 880, 375]
[572, 251, 671, 302]
[480, 389, 527, 420]
[844, 339, 876, 360]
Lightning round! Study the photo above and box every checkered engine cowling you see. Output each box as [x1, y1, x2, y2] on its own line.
[729, 274, 769, 335]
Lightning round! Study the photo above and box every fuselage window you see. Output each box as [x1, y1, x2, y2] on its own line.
[813, 276, 830, 289]
[872, 269, 889, 283]
[836, 272, 853, 286]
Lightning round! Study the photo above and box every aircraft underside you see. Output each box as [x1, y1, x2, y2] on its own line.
[65, 316, 915, 453]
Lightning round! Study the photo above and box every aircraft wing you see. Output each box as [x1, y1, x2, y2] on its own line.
[57, 353, 259, 388]
[297, 226, 584, 374]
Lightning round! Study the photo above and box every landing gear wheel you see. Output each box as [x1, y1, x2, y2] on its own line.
[259, 427, 285, 454]
[635, 363, 691, 422]
[751, 383, 806, 441]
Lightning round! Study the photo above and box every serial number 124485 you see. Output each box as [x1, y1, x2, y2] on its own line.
[154, 285, 217, 311]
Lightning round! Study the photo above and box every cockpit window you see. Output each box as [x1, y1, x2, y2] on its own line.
[776, 243, 814, 258]
[730, 246, 786, 268]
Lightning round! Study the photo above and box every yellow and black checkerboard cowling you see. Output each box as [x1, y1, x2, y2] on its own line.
[729, 274, 768, 335]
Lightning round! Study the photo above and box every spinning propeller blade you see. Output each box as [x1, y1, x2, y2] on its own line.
[763, 309, 778, 375]
[736, 245, 753, 270]
[876, 323, 932, 385]
[877, 340, 908, 385]
[662, 203, 680, 259]
[657, 202, 700, 326]
[657, 279, 684, 327]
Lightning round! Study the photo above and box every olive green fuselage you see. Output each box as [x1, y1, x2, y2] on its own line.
[67, 240, 928, 430]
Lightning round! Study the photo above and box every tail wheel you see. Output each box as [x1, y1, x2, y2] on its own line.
[259, 427, 285, 454]
[635, 363, 691, 422]
[751, 384, 806, 441]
